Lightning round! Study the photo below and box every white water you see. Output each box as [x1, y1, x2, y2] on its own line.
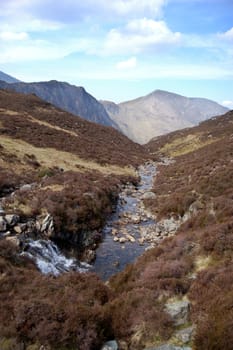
[21, 239, 91, 276]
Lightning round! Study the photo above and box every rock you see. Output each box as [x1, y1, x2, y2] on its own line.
[131, 214, 141, 224]
[111, 228, 118, 235]
[165, 300, 190, 326]
[113, 237, 119, 242]
[175, 326, 194, 344]
[20, 184, 33, 192]
[0, 205, 5, 216]
[41, 214, 54, 237]
[82, 249, 96, 263]
[127, 234, 136, 243]
[144, 345, 192, 350]
[101, 340, 118, 350]
[142, 191, 156, 200]
[0, 217, 7, 232]
[13, 225, 23, 234]
[119, 237, 127, 243]
[6, 236, 20, 246]
[5, 214, 20, 227]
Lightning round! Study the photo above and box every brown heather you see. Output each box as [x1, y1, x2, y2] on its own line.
[0, 89, 233, 349]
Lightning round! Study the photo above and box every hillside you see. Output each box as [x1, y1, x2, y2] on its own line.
[0, 80, 117, 128]
[0, 70, 20, 83]
[102, 90, 228, 144]
[107, 109, 233, 349]
[0, 88, 148, 248]
[0, 89, 232, 350]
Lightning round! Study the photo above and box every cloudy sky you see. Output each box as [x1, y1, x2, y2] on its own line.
[0, 0, 233, 106]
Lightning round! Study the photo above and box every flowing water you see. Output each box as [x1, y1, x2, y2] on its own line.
[21, 239, 90, 276]
[92, 162, 157, 280]
[20, 162, 157, 279]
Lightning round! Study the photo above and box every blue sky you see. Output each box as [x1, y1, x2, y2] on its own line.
[0, 0, 233, 107]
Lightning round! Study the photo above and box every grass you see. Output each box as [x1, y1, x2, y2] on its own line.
[0, 135, 136, 177]
[160, 133, 220, 157]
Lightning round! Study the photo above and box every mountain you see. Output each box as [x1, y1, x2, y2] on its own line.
[102, 90, 228, 144]
[0, 70, 20, 83]
[0, 80, 118, 128]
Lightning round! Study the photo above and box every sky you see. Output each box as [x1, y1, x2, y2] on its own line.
[0, 0, 233, 107]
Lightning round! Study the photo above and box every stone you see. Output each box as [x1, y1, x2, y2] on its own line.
[20, 184, 33, 192]
[142, 191, 156, 200]
[119, 237, 127, 243]
[101, 340, 118, 350]
[113, 237, 119, 242]
[144, 345, 192, 350]
[175, 326, 194, 344]
[82, 249, 96, 263]
[127, 234, 136, 243]
[165, 300, 190, 326]
[5, 214, 20, 227]
[0, 217, 7, 232]
[6, 236, 20, 246]
[41, 214, 54, 237]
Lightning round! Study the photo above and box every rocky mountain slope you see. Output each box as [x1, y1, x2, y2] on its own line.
[0, 79, 117, 128]
[102, 90, 228, 144]
[0, 70, 20, 83]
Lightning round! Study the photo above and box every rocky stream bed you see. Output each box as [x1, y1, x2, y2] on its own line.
[0, 160, 182, 278]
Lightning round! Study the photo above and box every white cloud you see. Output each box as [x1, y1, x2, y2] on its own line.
[219, 27, 233, 40]
[116, 57, 137, 70]
[103, 18, 181, 55]
[0, 31, 29, 41]
[222, 100, 233, 109]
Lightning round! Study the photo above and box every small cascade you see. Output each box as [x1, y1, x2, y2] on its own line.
[21, 239, 91, 276]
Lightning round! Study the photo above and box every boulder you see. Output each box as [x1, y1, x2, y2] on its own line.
[41, 214, 54, 237]
[119, 237, 127, 243]
[6, 236, 20, 246]
[165, 300, 190, 326]
[101, 340, 118, 350]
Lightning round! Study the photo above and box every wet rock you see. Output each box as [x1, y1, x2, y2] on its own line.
[0, 217, 7, 232]
[101, 340, 118, 350]
[165, 300, 190, 326]
[119, 237, 127, 243]
[142, 191, 156, 200]
[113, 237, 119, 242]
[127, 234, 136, 243]
[5, 214, 20, 227]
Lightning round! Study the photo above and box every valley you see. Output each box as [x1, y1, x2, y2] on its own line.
[0, 85, 232, 350]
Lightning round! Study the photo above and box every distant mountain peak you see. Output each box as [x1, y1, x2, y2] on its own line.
[102, 89, 229, 144]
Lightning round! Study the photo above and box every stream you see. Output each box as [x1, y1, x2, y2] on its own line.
[19, 162, 158, 279]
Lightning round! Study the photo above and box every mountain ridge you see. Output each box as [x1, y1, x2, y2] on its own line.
[0, 79, 118, 129]
[102, 90, 228, 144]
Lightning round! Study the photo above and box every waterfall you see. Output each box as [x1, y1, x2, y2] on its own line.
[21, 239, 91, 276]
